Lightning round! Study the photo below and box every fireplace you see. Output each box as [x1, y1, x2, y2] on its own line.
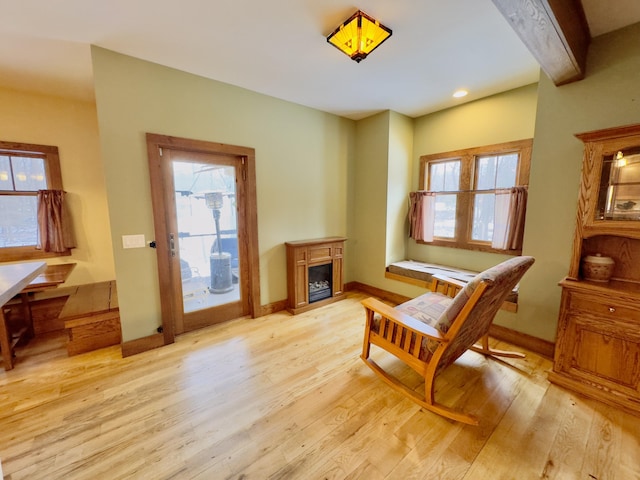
[285, 237, 346, 314]
[308, 263, 332, 303]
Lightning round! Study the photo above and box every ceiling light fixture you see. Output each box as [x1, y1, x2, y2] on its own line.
[453, 89, 468, 98]
[327, 10, 392, 63]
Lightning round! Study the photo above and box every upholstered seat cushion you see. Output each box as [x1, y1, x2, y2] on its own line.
[371, 291, 453, 361]
[372, 274, 483, 360]
[395, 292, 452, 325]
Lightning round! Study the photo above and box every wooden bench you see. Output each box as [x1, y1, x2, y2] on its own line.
[60, 281, 121, 356]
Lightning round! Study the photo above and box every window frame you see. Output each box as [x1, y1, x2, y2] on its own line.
[0, 140, 70, 261]
[418, 139, 532, 254]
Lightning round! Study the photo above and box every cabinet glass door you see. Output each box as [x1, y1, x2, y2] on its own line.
[596, 146, 640, 221]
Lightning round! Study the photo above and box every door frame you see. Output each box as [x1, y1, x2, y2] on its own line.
[146, 133, 261, 345]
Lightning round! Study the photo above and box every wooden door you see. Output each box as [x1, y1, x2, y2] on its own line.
[146, 134, 261, 338]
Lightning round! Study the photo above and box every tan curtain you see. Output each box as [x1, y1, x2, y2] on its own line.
[37, 190, 76, 253]
[408, 191, 436, 242]
[492, 186, 527, 250]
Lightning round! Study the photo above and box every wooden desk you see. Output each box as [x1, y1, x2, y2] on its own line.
[0, 262, 47, 370]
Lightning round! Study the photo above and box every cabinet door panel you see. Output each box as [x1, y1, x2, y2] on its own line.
[568, 315, 640, 391]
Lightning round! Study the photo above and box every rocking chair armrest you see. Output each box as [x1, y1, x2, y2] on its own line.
[361, 297, 446, 343]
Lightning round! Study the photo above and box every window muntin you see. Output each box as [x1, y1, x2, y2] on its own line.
[419, 139, 532, 253]
[0, 141, 66, 261]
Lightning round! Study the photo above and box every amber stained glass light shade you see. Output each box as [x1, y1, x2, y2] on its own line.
[326, 10, 392, 63]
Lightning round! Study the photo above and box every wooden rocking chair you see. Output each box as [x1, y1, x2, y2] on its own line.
[361, 256, 535, 425]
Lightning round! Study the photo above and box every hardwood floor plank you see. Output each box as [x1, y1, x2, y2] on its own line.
[538, 391, 596, 480]
[580, 402, 623, 480]
[0, 292, 639, 479]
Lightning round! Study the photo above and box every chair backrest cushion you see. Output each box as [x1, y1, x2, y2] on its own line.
[435, 256, 535, 372]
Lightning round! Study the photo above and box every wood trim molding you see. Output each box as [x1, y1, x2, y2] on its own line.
[260, 299, 288, 317]
[345, 281, 412, 306]
[145, 133, 261, 340]
[488, 323, 555, 358]
[121, 333, 166, 357]
[491, 0, 590, 85]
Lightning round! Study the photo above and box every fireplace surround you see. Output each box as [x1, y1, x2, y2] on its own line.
[285, 237, 346, 314]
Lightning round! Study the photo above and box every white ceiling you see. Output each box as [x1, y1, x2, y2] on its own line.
[0, 0, 639, 120]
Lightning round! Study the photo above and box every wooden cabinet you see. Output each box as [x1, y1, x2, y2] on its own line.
[549, 124, 640, 415]
[285, 237, 346, 315]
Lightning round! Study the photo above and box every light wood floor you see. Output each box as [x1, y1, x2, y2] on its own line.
[1, 291, 639, 480]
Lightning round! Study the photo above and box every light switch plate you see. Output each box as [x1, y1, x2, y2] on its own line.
[122, 234, 146, 249]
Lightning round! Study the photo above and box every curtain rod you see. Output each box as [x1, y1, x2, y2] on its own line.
[413, 186, 528, 195]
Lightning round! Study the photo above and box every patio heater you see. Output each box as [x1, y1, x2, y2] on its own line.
[205, 191, 233, 294]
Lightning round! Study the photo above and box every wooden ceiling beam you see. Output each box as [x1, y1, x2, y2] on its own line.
[491, 0, 591, 85]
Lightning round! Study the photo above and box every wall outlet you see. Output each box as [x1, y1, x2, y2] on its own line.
[122, 234, 146, 249]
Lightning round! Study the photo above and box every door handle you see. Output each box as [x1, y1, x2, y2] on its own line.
[169, 233, 176, 257]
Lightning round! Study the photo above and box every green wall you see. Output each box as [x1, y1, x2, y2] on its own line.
[409, 84, 539, 273]
[0, 87, 116, 286]
[386, 112, 414, 266]
[397, 22, 640, 342]
[524, 22, 640, 341]
[91, 20, 640, 345]
[407, 84, 543, 337]
[349, 111, 416, 298]
[350, 112, 390, 285]
[91, 47, 355, 341]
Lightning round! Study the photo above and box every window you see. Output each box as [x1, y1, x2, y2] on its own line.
[0, 140, 68, 261]
[418, 139, 532, 253]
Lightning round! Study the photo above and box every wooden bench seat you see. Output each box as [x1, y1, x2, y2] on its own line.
[61, 281, 121, 356]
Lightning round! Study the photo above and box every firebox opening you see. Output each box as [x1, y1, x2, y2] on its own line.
[308, 263, 333, 303]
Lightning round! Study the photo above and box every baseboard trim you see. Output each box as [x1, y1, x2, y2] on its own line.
[488, 324, 555, 358]
[345, 281, 411, 305]
[121, 333, 166, 357]
[260, 299, 288, 317]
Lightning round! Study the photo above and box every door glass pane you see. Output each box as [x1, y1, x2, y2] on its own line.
[172, 161, 239, 313]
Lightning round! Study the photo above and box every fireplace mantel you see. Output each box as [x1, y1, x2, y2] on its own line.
[285, 237, 346, 315]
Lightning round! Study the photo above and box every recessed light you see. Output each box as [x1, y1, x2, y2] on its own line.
[453, 89, 468, 98]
